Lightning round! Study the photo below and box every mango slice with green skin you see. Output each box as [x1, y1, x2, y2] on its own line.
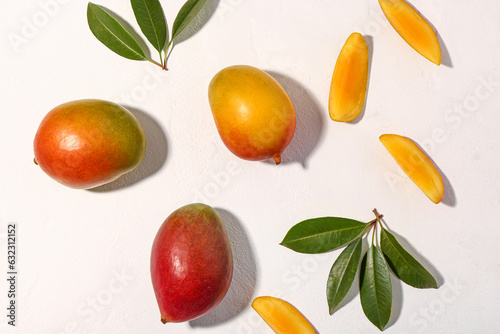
[252, 296, 315, 334]
[380, 134, 444, 204]
[379, 0, 441, 65]
[329, 33, 369, 122]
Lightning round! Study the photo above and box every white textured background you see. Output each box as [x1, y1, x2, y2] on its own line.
[1, 0, 500, 333]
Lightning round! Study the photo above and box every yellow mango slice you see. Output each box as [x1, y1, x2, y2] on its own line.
[380, 134, 444, 204]
[252, 296, 315, 334]
[379, 0, 441, 65]
[329, 32, 369, 122]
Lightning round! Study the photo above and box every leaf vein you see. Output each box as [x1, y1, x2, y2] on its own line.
[90, 6, 144, 59]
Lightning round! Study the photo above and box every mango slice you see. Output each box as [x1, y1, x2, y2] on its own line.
[380, 134, 444, 204]
[252, 296, 315, 334]
[329, 33, 369, 122]
[379, 0, 441, 65]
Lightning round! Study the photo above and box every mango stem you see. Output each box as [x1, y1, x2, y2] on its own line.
[273, 155, 282, 165]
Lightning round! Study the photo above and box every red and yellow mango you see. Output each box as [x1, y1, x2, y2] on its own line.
[33, 100, 145, 189]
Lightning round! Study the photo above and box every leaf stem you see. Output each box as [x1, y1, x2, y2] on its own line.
[372, 221, 376, 245]
[146, 58, 165, 69]
[372, 209, 384, 247]
[159, 51, 164, 68]
[373, 208, 383, 222]
[361, 219, 375, 237]
[362, 211, 383, 238]
[162, 40, 174, 70]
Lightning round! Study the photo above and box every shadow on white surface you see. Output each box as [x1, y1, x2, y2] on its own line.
[166, 0, 220, 67]
[418, 5, 453, 68]
[189, 208, 258, 328]
[381, 223, 444, 288]
[349, 35, 374, 124]
[413, 141, 456, 207]
[173, 0, 220, 45]
[386, 272, 404, 330]
[89, 106, 168, 192]
[435, 161, 455, 207]
[266, 71, 325, 168]
[436, 30, 453, 68]
[402, 0, 452, 68]
[381, 224, 444, 329]
[295, 307, 320, 334]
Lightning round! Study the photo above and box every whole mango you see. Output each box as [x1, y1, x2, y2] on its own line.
[150, 203, 233, 323]
[33, 99, 146, 189]
[208, 65, 296, 164]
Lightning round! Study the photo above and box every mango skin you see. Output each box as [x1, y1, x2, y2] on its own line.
[208, 65, 296, 164]
[33, 99, 145, 189]
[150, 203, 233, 324]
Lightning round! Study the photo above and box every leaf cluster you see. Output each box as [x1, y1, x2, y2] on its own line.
[87, 0, 208, 70]
[280, 210, 437, 331]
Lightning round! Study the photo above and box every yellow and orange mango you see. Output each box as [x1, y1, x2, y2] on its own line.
[380, 134, 444, 204]
[252, 296, 315, 334]
[329, 33, 369, 122]
[208, 65, 296, 165]
[379, 0, 441, 65]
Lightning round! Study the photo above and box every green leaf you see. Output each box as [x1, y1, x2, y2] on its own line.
[171, 0, 208, 41]
[380, 228, 437, 289]
[327, 237, 363, 314]
[131, 0, 167, 53]
[280, 217, 367, 254]
[360, 245, 392, 331]
[87, 2, 147, 61]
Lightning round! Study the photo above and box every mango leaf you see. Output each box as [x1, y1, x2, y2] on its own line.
[327, 237, 363, 314]
[87, 3, 147, 61]
[171, 0, 208, 41]
[381, 228, 437, 289]
[131, 0, 167, 53]
[360, 245, 392, 331]
[280, 217, 367, 254]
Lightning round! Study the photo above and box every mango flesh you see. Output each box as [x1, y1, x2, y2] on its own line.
[33, 99, 145, 189]
[380, 134, 444, 204]
[208, 65, 296, 164]
[150, 203, 233, 323]
[329, 32, 369, 122]
[379, 0, 441, 65]
[252, 296, 316, 334]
